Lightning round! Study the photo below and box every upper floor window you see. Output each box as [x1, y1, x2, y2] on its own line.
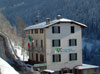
[35, 29, 38, 34]
[52, 54, 61, 62]
[31, 29, 33, 34]
[71, 26, 75, 33]
[41, 40, 43, 47]
[69, 39, 77, 46]
[52, 39, 61, 47]
[52, 26, 60, 33]
[36, 40, 38, 47]
[40, 29, 43, 33]
[32, 42, 34, 49]
[69, 53, 77, 61]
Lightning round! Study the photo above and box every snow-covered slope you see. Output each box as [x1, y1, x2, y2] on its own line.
[11, 41, 29, 61]
[0, 32, 32, 74]
[0, 57, 19, 74]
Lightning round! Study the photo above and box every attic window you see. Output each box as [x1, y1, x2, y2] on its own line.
[35, 29, 38, 34]
[52, 26, 60, 34]
[71, 26, 75, 33]
[31, 29, 33, 34]
[40, 29, 43, 33]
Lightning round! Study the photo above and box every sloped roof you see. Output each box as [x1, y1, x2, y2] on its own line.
[24, 18, 87, 30]
[75, 64, 99, 70]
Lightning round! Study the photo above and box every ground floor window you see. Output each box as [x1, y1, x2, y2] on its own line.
[52, 54, 61, 62]
[40, 54, 44, 62]
[32, 53, 34, 60]
[69, 53, 77, 61]
[36, 53, 38, 63]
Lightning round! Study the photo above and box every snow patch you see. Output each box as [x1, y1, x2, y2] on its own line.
[11, 41, 29, 61]
[0, 58, 19, 74]
[75, 64, 99, 70]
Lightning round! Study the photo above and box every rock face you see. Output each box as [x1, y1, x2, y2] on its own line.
[0, 32, 22, 71]
[0, 32, 18, 62]
[0, 32, 34, 74]
[0, 35, 7, 60]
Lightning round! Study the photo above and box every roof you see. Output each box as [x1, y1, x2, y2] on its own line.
[33, 63, 46, 67]
[43, 69, 54, 73]
[24, 18, 87, 30]
[75, 64, 99, 70]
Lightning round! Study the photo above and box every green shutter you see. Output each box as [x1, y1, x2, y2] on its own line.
[52, 55, 55, 62]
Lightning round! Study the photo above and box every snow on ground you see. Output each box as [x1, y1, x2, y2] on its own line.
[14, 46, 29, 61]
[11, 41, 29, 61]
[0, 57, 19, 74]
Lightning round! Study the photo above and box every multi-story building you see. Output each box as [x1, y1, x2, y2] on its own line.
[25, 15, 99, 74]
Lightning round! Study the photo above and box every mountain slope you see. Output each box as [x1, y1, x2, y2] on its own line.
[0, 0, 100, 39]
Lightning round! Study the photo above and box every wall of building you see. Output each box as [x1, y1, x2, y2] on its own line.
[27, 29, 46, 63]
[45, 23, 82, 71]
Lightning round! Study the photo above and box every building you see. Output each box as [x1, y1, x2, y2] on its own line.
[24, 15, 99, 74]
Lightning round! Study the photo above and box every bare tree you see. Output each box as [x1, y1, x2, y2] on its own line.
[16, 17, 27, 61]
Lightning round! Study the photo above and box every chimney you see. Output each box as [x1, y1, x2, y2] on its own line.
[34, 20, 39, 24]
[57, 15, 61, 20]
[46, 18, 50, 24]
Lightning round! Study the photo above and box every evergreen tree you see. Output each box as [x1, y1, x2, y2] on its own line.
[83, 45, 90, 61]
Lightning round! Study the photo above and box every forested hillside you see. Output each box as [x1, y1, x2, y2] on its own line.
[0, 0, 100, 39]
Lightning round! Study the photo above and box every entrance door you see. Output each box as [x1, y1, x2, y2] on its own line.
[36, 53, 38, 63]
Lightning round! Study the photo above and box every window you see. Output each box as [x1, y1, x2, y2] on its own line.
[52, 39, 60, 47]
[36, 53, 38, 63]
[52, 54, 61, 62]
[35, 29, 38, 34]
[32, 42, 34, 49]
[69, 53, 77, 61]
[40, 29, 43, 33]
[32, 53, 34, 60]
[36, 40, 38, 47]
[71, 26, 75, 33]
[31, 29, 33, 34]
[69, 39, 77, 46]
[41, 40, 43, 47]
[52, 26, 60, 33]
[40, 54, 44, 62]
